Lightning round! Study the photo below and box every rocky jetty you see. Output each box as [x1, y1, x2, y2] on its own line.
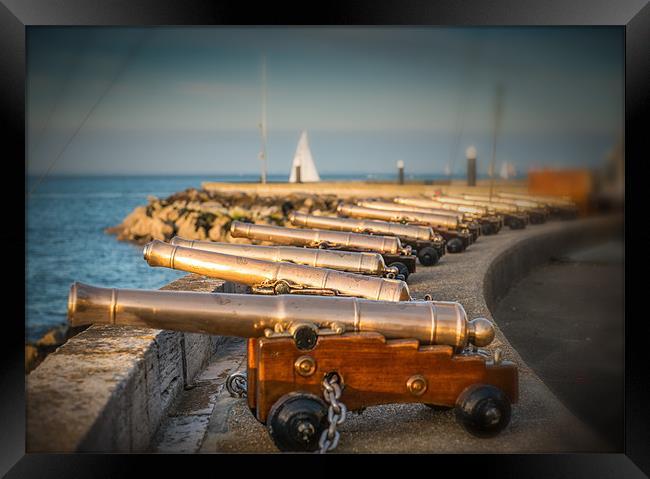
[106, 188, 342, 244]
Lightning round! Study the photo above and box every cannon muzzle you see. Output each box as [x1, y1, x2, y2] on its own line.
[144, 240, 411, 302]
[68, 282, 495, 349]
[289, 211, 436, 242]
[229, 221, 409, 255]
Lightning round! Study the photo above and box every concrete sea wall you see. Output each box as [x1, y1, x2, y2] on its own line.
[26, 275, 226, 452]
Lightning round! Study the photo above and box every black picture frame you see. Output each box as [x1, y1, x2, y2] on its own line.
[4, 0, 648, 476]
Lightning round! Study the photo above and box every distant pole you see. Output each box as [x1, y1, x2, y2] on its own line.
[259, 56, 268, 184]
[466, 146, 477, 186]
[397, 160, 405, 185]
[489, 84, 504, 201]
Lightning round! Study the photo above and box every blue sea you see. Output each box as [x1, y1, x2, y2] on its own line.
[25, 173, 508, 342]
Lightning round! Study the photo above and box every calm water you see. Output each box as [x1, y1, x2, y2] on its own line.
[25, 173, 509, 342]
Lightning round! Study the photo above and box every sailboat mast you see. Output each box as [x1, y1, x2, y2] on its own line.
[260, 56, 268, 184]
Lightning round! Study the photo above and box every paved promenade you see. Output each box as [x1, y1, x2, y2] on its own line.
[153, 215, 622, 453]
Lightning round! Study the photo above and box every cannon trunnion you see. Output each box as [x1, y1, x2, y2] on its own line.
[245, 332, 518, 451]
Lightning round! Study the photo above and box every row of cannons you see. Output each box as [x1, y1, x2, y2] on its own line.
[68, 191, 577, 452]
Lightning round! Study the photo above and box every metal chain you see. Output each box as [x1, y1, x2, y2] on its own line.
[225, 372, 248, 398]
[318, 374, 347, 454]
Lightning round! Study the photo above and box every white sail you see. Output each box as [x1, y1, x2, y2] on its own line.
[499, 162, 517, 179]
[289, 131, 320, 182]
[499, 162, 509, 179]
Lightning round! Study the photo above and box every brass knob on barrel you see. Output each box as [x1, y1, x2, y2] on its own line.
[467, 318, 495, 347]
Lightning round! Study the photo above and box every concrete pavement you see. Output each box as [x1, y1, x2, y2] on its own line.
[153, 215, 623, 453]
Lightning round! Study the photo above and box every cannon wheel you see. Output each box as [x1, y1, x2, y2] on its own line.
[508, 218, 526, 230]
[454, 384, 511, 438]
[480, 223, 495, 236]
[388, 261, 409, 281]
[417, 246, 439, 266]
[446, 238, 464, 254]
[266, 392, 328, 452]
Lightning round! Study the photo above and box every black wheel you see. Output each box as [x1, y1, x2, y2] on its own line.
[508, 218, 525, 230]
[389, 262, 409, 281]
[267, 392, 328, 452]
[446, 238, 464, 254]
[480, 223, 495, 236]
[417, 246, 439, 266]
[454, 384, 511, 438]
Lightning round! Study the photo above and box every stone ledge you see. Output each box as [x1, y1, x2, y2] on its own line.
[26, 275, 226, 453]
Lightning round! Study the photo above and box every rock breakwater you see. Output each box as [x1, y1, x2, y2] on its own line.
[106, 188, 341, 244]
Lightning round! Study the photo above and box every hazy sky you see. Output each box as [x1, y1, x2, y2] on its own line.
[26, 27, 623, 176]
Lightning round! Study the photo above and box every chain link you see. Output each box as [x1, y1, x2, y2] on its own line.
[318, 374, 347, 454]
[225, 372, 248, 398]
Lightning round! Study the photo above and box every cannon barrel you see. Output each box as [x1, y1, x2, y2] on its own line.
[460, 194, 546, 211]
[289, 211, 436, 242]
[356, 200, 468, 221]
[435, 196, 519, 214]
[337, 203, 460, 230]
[497, 192, 575, 207]
[169, 236, 395, 277]
[68, 282, 495, 349]
[144, 240, 411, 302]
[229, 221, 406, 255]
[395, 197, 489, 216]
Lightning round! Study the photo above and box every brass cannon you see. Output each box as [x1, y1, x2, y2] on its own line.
[458, 194, 549, 225]
[229, 221, 418, 280]
[144, 240, 411, 301]
[394, 197, 503, 235]
[497, 192, 578, 219]
[288, 211, 446, 267]
[356, 200, 482, 242]
[434, 196, 529, 230]
[169, 236, 400, 279]
[498, 191, 574, 206]
[337, 203, 472, 253]
[68, 282, 518, 451]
